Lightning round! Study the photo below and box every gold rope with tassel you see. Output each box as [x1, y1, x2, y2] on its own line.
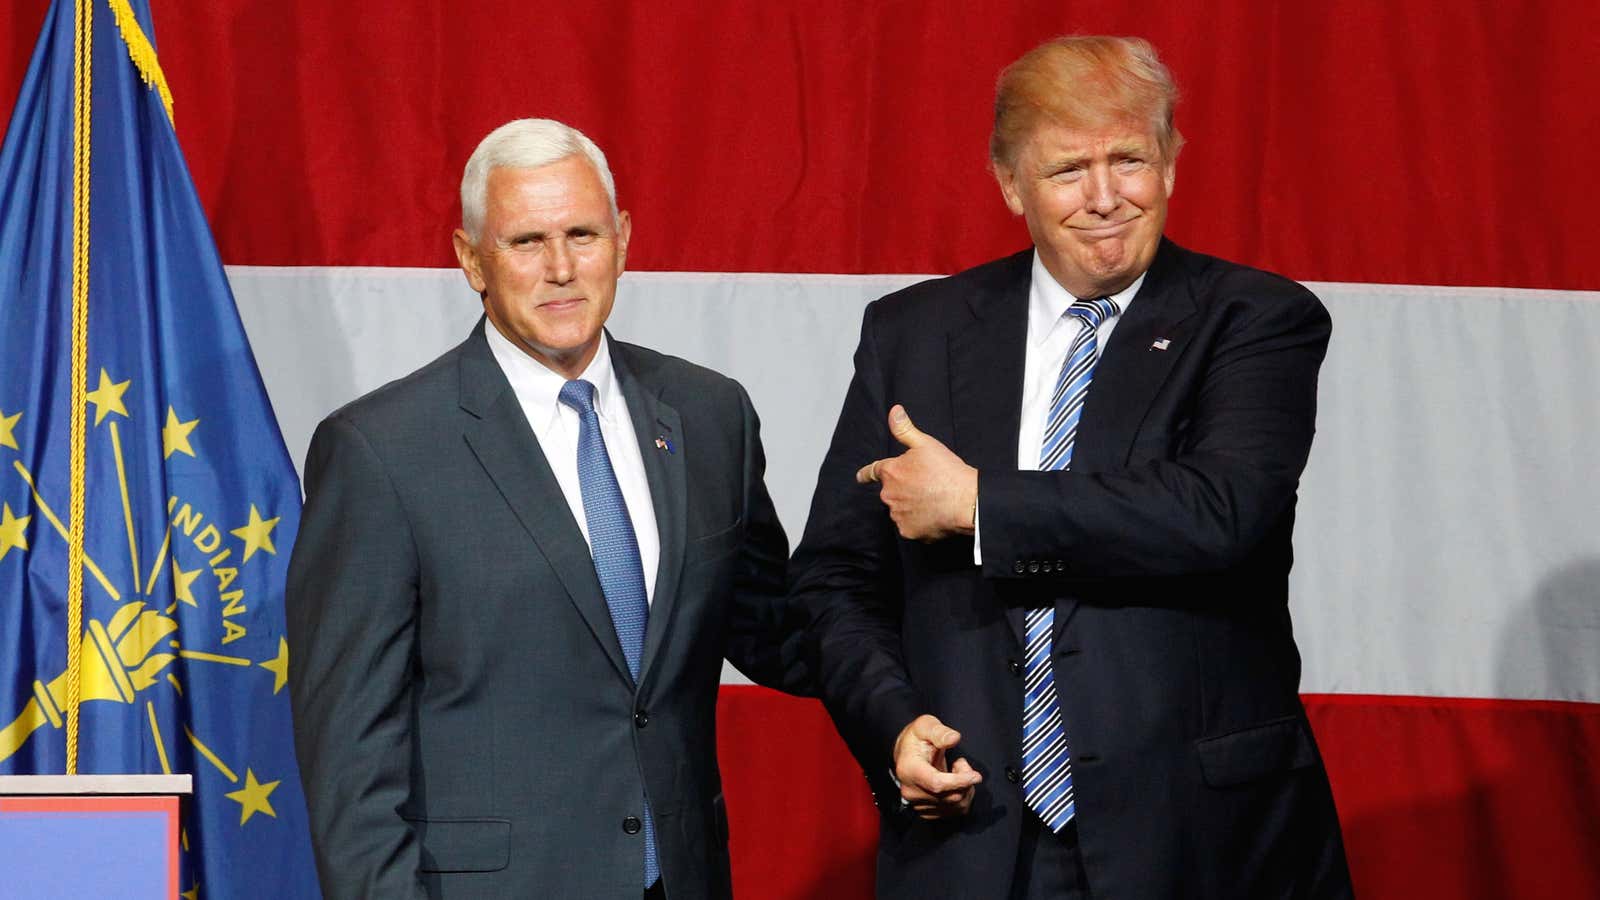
[65, 0, 95, 775]
[107, 0, 172, 122]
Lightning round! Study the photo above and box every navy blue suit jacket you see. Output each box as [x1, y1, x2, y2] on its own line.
[793, 240, 1353, 899]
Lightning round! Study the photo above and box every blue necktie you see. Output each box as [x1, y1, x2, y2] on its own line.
[1023, 297, 1120, 832]
[557, 378, 659, 887]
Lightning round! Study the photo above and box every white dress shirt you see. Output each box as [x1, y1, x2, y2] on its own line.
[1015, 252, 1145, 470]
[486, 324, 661, 605]
[974, 252, 1145, 563]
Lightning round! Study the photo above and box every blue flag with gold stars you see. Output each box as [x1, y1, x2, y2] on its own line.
[0, 1, 320, 897]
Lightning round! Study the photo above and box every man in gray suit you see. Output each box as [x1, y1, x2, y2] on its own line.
[286, 118, 809, 899]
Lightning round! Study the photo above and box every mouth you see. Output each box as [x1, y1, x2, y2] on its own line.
[538, 297, 586, 312]
[1071, 219, 1136, 238]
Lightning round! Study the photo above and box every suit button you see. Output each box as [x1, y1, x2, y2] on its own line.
[623, 816, 642, 834]
[1013, 561, 1025, 574]
[635, 710, 650, 728]
[1007, 659, 1022, 677]
[1005, 766, 1020, 783]
[1027, 561, 1040, 574]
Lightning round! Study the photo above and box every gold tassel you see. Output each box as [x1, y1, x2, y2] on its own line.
[107, 0, 174, 123]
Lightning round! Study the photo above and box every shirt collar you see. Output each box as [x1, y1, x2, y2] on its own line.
[485, 321, 620, 426]
[1027, 251, 1148, 347]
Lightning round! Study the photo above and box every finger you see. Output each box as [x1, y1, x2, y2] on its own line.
[938, 759, 981, 800]
[912, 717, 962, 751]
[897, 754, 955, 793]
[905, 764, 983, 795]
[900, 775, 948, 807]
[894, 714, 957, 779]
[955, 785, 977, 814]
[911, 787, 976, 819]
[855, 458, 884, 484]
[931, 788, 977, 810]
[888, 404, 928, 449]
[896, 753, 941, 788]
[907, 789, 969, 809]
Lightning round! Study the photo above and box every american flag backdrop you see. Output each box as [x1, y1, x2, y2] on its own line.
[4, 2, 1598, 897]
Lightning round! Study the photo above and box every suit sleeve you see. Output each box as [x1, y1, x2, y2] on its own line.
[286, 415, 427, 900]
[789, 304, 926, 773]
[721, 383, 816, 696]
[979, 283, 1332, 579]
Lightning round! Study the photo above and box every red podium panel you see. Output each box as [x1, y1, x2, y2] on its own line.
[0, 774, 190, 899]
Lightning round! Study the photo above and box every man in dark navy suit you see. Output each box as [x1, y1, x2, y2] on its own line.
[793, 36, 1352, 899]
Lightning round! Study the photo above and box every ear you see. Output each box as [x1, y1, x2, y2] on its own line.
[1163, 159, 1177, 198]
[614, 209, 632, 274]
[994, 162, 1026, 215]
[452, 228, 486, 294]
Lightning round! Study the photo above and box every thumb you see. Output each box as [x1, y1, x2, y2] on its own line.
[915, 715, 961, 751]
[889, 404, 928, 449]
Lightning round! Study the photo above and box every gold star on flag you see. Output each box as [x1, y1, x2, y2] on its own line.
[172, 559, 203, 607]
[230, 505, 280, 562]
[259, 637, 290, 694]
[162, 407, 200, 459]
[224, 769, 280, 825]
[0, 503, 29, 561]
[0, 409, 20, 450]
[180, 883, 200, 900]
[85, 369, 131, 426]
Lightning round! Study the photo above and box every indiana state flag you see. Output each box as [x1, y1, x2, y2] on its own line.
[0, 1, 320, 897]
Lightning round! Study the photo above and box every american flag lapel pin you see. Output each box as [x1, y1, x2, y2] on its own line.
[1150, 338, 1172, 351]
[655, 419, 675, 454]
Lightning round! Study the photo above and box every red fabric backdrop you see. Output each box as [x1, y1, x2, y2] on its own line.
[719, 689, 1600, 898]
[5, 1, 1598, 287]
[5, 2, 1599, 896]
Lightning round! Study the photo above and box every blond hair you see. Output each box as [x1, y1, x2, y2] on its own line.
[990, 36, 1183, 167]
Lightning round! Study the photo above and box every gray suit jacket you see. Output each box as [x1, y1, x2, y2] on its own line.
[287, 322, 808, 899]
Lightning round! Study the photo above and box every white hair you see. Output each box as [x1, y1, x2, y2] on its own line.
[459, 118, 618, 240]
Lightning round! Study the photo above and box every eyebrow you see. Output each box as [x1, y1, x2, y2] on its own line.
[1037, 153, 1088, 173]
[500, 224, 602, 244]
[1108, 142, 1154, 157]
[1036, 141, 1155, 171]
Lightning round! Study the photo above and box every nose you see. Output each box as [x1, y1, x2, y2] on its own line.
[545, 238, 576, 284]
[1084, 166, 1118, 216]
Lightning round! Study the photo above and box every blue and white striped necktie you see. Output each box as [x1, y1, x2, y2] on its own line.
[1022, 297, 1120, 832]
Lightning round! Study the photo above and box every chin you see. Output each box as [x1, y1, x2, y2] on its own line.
[1093, 243, 1146, 274]
[1081, 255, 1131, 280]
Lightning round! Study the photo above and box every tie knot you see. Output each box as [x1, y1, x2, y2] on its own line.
[558, 379, 598, 415]
[1065, 297, 1121, 331]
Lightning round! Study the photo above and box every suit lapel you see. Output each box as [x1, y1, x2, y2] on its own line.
[949, 252, 1031, 480]
[611, 341, 687, 685]
[947, 252, 1031, 648]
[456, 324, 635, 687]
[1071, 239, 1198, 473]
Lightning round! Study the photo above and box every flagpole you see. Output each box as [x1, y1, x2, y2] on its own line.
[64, 0, 96, 776]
